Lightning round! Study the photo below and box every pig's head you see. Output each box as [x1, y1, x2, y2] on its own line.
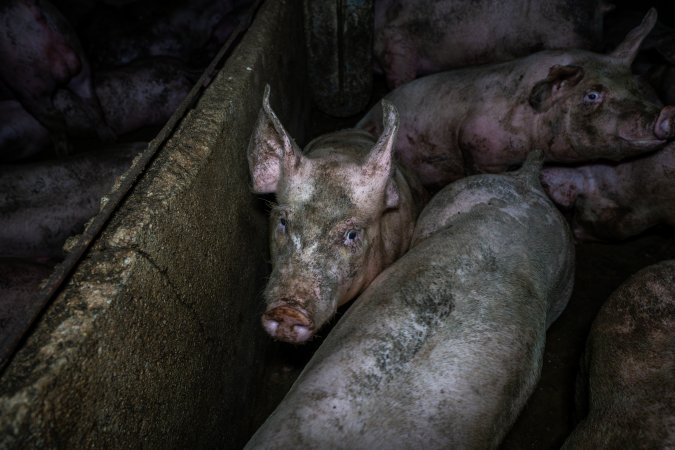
[528, 8, 675, 161]
[248, 86, 405, 343]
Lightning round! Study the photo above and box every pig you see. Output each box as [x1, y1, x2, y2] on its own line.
[245, 150, 575, 449]
[562, 260, 675, 449]
[248, 86, 427, 344]
[0, 58, 194, 161]
[375, 0, 610, 88]
[358, 9, 675, 191]
[54, 58, 197, 137]
[0, 0, 115, 152]
[0, 144, 142, 260]
[541, 142, 675, 241]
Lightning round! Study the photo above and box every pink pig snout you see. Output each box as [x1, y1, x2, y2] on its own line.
[262, 304, 315, 344]
[654, 105, 675, 140]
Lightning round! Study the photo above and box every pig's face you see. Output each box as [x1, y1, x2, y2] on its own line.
[248, 86, 402, 343]
[529, 9, 675, 161]
[264, 158, 393, 342]
[529, 62, 669, 160]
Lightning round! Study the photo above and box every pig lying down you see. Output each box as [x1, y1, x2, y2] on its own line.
[0, 58, 195, 162]
[245, 152, 575, 449]
[359, 9, 675, 191]
[247, 86, 427, 344]
[375, 0, 608, 87]
[0, 0, 114, 153]
[562, 260, 675, 449]
[0, 144, 141, 260]
[541, 142, 675, 241]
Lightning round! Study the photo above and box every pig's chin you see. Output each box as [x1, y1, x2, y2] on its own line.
[617, 122, 666, 150]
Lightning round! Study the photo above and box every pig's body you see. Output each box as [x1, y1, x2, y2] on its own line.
[359, 10, 675, 191]
[0, 144, 141, 259]
[55, 58, 196, 137]
[0, 0, 114, 151]
[375, 0, 607, 87]
[541, 143, 675, 241]
[1, 59, 193, 161]
[562, 260, 675, 449]
[245, 152, 575, 449]
[248, 87, 427, 344]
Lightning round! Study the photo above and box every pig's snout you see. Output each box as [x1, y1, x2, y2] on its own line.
[262, 305, 315, 344]
[654, 106, 675, 140]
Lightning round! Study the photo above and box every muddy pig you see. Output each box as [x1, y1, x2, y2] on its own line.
[562, 260, 675, 449]
[1, 58, 194, 162]
[245, 151, 575, 449]
[0, 0, 115, 152]
[0, 143, 142, 259]
[248, 86, 427, 344]
[541, 142, 675, 241]
[53, 57, 197, 137]
[375, 0, 609, 87]
[359, 9, 675, 191]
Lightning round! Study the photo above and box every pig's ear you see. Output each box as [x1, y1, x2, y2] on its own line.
[247, 84, 303, 193]
[364, 100, 400, 208]
[529, 65, 585, 112]
[610, 8, 657, 65]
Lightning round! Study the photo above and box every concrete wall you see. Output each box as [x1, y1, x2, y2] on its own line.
[0, 1, 308, 448]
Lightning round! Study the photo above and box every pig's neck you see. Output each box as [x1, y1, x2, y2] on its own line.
[380, 168, 427, 265]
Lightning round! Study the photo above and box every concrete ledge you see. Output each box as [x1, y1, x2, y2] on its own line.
[0, 0, 308, 448]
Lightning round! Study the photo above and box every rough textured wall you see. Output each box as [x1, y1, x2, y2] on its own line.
[0, 0, 308, 448]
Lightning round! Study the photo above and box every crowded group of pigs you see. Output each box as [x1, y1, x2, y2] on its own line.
[246, 2, 674, 448]
[0, 0, 250, 324]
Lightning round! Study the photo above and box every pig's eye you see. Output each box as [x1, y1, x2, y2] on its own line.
[583, 90, 603, 104]
[343, 229, 360, 246]
[278, 217, 287, 233]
